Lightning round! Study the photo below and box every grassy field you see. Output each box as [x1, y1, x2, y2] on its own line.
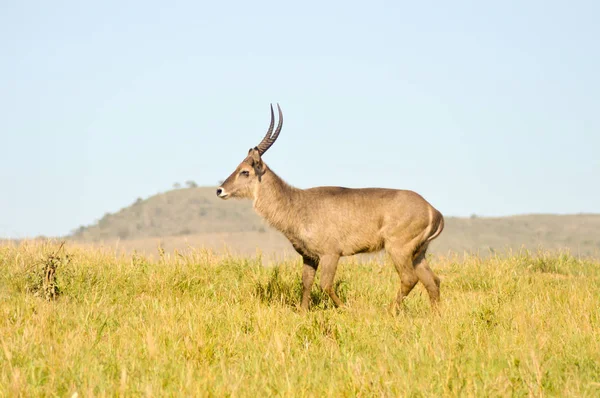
[1, 241, 599, 397]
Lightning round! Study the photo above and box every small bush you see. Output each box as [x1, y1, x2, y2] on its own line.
[25, 245, 70, 301]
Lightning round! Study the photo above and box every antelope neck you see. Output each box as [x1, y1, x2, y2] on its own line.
[253, 166, 302, 233]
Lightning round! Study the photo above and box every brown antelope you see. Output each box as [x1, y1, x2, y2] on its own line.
[217, 104, 444, 312]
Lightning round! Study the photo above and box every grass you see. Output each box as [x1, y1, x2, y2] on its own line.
[1, 241, 599, 397]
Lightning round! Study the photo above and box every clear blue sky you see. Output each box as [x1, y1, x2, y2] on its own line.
[1, 0, 598, 238]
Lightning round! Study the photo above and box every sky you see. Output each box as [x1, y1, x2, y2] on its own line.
[1, 0, 599, 238]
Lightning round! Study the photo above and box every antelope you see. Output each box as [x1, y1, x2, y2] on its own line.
[217, 104, 444, 312]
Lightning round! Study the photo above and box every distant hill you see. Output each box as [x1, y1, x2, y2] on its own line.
[72, 187, 266, 240]
[70, 187, 600, 257]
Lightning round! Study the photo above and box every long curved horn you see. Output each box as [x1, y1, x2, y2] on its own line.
[256, 103, 283, 155]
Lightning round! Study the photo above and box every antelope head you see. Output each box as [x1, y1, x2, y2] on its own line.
[216, 104, 283, 200]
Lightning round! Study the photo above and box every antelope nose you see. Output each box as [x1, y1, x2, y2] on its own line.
[216, 188, 223, 196]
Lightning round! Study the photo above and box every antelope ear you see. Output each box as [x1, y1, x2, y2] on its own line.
[249, 147, 265, 181]
[249, 147, 262, 164]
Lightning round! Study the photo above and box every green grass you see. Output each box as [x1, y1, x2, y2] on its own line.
[1, 241, 599, 396]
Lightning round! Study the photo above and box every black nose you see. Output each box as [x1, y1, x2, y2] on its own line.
[216, 188, 222, 196]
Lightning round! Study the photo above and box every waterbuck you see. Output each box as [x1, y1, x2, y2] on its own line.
[217, 104, 444, 312]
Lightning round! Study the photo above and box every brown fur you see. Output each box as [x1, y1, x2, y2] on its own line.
[218, 147, 444, 312]
[219, 100, 444, 311]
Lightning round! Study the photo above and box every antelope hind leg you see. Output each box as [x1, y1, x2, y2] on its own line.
[413, 250, 441, 309]
[387, 247, 419, 314]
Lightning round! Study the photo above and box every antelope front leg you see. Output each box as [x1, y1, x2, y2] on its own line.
[319, 254, 344, 308]
[300, 256, 318, 311]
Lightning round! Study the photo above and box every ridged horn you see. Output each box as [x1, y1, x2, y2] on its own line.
[256, 103, 283, 155]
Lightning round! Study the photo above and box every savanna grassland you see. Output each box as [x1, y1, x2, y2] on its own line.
[1, 241, 599, 397]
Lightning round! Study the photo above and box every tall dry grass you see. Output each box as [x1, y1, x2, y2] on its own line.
[1, 241, 599, 396]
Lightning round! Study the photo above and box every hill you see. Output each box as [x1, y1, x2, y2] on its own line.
[70, 187, 600, 257]
[72, 187, 265, 240]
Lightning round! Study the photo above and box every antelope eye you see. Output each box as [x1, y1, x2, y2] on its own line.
[239, 170, 250, 177]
